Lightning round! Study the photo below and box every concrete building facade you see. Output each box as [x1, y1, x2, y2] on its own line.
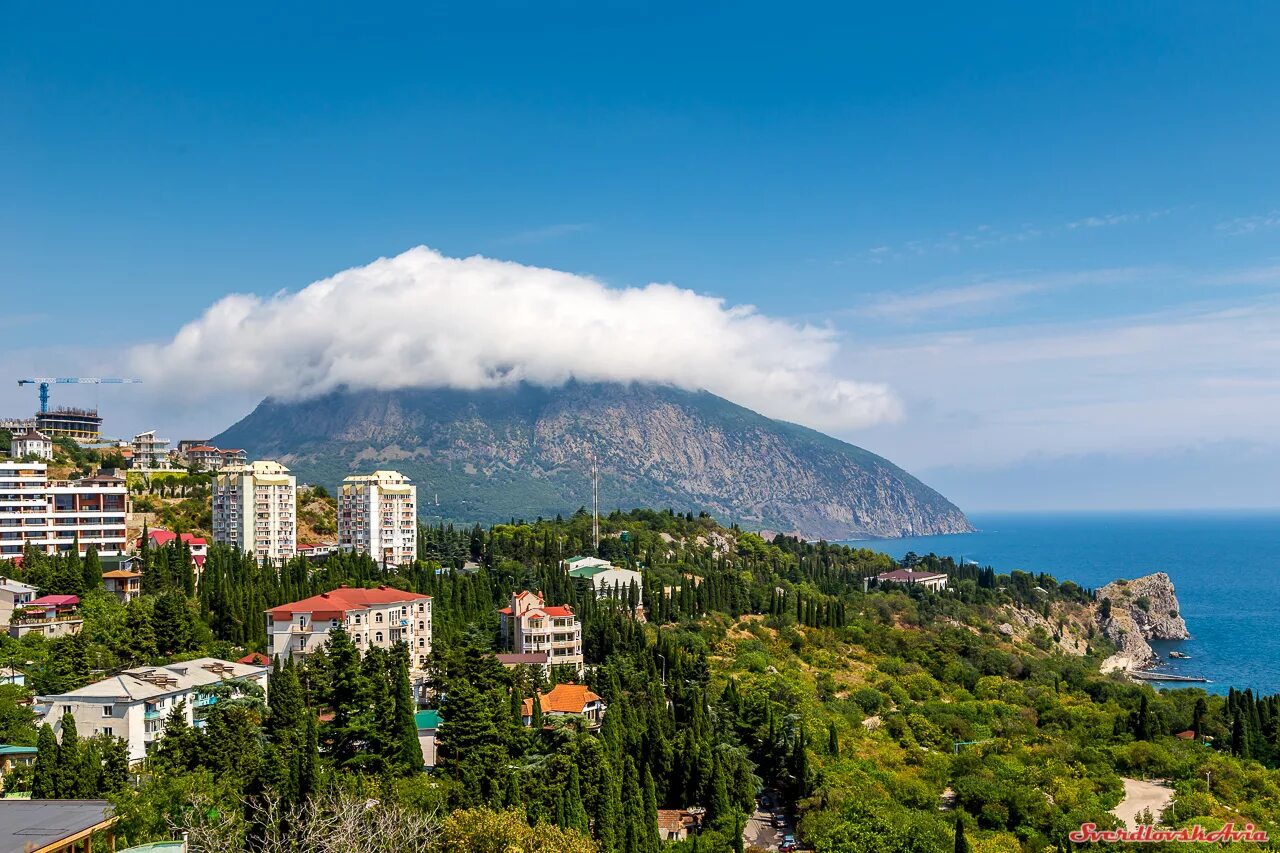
[9, 430, 53, 461]
[212, 461, 297, 563]
[498, 590, 584, 676]
[266, 584, 434, 673]
[0, 463, 128, 561]
[338, 470, 418, 566]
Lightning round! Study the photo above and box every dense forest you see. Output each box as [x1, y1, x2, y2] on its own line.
[1, 508, 1278, 851]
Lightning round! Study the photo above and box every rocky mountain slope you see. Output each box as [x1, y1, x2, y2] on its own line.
[211, 381, 972, 539]
[1096, 572, 1190, 672]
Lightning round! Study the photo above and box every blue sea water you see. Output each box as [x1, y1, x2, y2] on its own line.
[848, 511, 1280, 696]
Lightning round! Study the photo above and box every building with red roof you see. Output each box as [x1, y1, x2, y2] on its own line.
[499, 591, 583, 676]
[11, 594, 82, 640]
[520, 683, 605, 727]
[266, 584, 433, 674]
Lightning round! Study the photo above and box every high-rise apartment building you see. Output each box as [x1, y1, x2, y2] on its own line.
[0, 463, 128, 561]
[212, 460, 297, 563]
[339, 471, 417, 566]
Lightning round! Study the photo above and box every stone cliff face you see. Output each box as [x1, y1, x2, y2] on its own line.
[212, 382, 973, 540]
[1096, 572, 1190, 672]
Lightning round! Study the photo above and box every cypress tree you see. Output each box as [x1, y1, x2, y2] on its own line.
[81, 546, 101, 593]
[31, 724, 57, 799]
[954, 815, 971, 853]
[390, 644, 423, 775]
[55, 713, 81, 797]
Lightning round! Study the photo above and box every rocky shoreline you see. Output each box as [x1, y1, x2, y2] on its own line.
[1096, 572, 1190, 673]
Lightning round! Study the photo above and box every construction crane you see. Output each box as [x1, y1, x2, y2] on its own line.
[16, 377, 143, 413]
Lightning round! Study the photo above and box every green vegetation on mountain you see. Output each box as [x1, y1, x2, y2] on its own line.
[2, 511, 1279, 851]
[211, 381, 972, 539]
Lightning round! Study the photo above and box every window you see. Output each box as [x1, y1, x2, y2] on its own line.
[375, 612, 383, 623]
[418, 638, 425, 647]
[102, 705, 113, 717]
[62, 705, 72, 716]
[354, 614, 362, 625]
[102, 727, 113, 737]
[375, 632, 384, 643]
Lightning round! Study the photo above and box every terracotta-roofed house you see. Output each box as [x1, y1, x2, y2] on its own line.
[520, 683, 606, 727]
[656, 808, 705, 842]
[11, 595, 82, 639]
[267, 584, 433, 684]
[237, 652, 270, 666]
[499, 590, 584, 676]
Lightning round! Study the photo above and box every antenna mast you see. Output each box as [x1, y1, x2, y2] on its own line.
[591, 460, 600, 552]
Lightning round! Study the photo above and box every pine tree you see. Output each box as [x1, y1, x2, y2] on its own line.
[326, 629, 375, 770]
[31, 724, 57, 799]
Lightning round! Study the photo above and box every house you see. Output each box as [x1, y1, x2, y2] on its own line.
[495, 651, 552, 677]
[9, 430, 53, 461]
[520, 684, 606, 728]
[11, 595, 82, 639]
[0, 577, 38, 624]
[0, 799, 117, 853]
[568, 563, 644, 609]
[220, 448, 248, 467]
[266, 584, 433, 673]
[102, 569, 142, 603]
[237, 652, 270, 666]
[183, 444, 226, 470]
[0, 667, 25, 686]
[563, 556, 613, 573]
[0, 744, 37, 778]
[874, 569, 949, 592]
[138, 529, 208, 571]
[35, 657, 269, 764]
[656, 808, 705, 842]
[498, 591, 584, 676]
[416, 709, 441, 768]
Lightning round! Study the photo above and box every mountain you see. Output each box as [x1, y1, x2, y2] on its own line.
[211, 382, 972, 540]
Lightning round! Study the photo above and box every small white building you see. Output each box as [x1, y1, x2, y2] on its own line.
[36, 657, 269, 764]
[9, 430, 53, 461]
[130, 431, 172, 470]
[874, 568, 950, 592]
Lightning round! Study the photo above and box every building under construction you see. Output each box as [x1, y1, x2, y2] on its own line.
[34, 407, 103, 442]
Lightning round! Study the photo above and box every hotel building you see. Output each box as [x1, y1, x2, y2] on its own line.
[212, 460, 297, 563]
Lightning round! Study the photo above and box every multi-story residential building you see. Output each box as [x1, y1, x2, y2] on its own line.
[9, 430, 53, 461]
[498, 591, 584, 676]
[0, 463, 127, 561]
[220, 448, 248, 467]
[266, 584, 433, 672]
[36, 657, 269, 764]
[0, 577, 38, 624]
[183, 444, 226, 470]
[10, 594, 82, 638]
[129, 431, 172, 470]
[212, 461, 296, 563]
[338, 471, 417, 566]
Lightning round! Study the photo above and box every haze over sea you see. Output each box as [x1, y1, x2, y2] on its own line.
[852, 511, 1280, 696]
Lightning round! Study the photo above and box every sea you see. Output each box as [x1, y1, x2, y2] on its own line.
[847, 511, 1280, 696]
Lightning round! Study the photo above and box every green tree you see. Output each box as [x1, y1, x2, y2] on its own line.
[390, 644, 423, 775]
[55, 712, 82, 797]
[31, 724, 58, 799]
[954, 815, 970, 853]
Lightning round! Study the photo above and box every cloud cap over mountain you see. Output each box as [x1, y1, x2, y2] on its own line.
[131, 246, 900, 431]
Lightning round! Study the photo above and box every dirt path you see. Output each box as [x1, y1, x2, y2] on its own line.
[1113, 777, 1174, 828]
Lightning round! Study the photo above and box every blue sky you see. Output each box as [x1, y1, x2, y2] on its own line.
[4, 2, 1280, 510]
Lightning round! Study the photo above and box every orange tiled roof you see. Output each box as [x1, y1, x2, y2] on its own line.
[268, 584, 430, 619]
[101, 569, 141, 579]
[521, 683, 602, 717]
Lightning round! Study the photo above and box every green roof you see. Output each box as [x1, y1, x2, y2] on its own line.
[0, 745, 36, 756]
[568, 565, 608, 579]
[415, 710, 441, 730]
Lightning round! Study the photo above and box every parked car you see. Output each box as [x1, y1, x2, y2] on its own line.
[781, 834, 797, 852]
[772, 815, 785, 828]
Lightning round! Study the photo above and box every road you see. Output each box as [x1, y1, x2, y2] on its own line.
[743, 792, 792, 851]
[1113, 777, 1174, 829]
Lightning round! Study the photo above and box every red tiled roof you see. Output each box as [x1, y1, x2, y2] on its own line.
[521, 683, 603, 717]
[141, 529, 207, 548]
[542, 605, 575, 617]
[102, 569, 141, 579]
[1175, 730, 1197, 739]
[186, 445, 220, 452]
[268, 585, 431, 619]
[237, 652, 270, 665]
[27, 594, 79, 607]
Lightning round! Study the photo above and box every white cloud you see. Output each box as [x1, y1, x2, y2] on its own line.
[129, 246, 901, 431]
[1216, 211, 1280, 236]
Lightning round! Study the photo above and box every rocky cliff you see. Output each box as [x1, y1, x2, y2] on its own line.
[211, 381, 973, 540]
[1096, 572, 1190, 672]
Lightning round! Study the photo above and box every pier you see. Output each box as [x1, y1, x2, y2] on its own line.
[1131, 671, 1209, 683]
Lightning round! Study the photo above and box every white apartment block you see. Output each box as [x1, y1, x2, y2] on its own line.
[0, 463, 128, 561]
[267, 584, 433, 675]
[130, 430, 172, 470]
[213, 460, 297, 563]
[499, 590, 584, 676]
[37, 658, 270, 764]
[339, 471, 418, 566]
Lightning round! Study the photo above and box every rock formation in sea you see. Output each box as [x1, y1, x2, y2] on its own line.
[1096, 572, 1190, 672]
